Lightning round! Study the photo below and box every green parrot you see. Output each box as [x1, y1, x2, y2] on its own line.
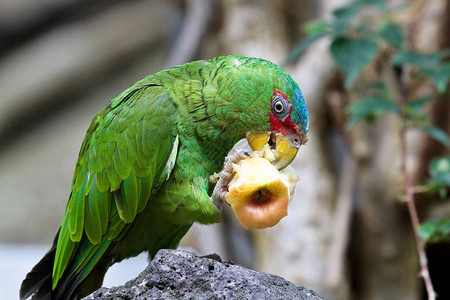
[20, 55, 309, 300]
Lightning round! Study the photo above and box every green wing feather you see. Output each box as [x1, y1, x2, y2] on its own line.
[52, 83, 178, 290]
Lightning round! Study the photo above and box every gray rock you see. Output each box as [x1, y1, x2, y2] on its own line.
[83, 249, 323, 300]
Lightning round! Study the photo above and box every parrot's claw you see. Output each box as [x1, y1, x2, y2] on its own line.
[212, 149, 251, 211]
[199, 253, 222, 262]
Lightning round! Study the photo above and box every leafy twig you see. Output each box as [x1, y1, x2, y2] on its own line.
[401, 126, 437, 300]
[382, 61, 437, 300]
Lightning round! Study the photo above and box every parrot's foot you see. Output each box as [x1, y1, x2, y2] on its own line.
[212, 149, 250, 211]
[199, 253, 222, 262]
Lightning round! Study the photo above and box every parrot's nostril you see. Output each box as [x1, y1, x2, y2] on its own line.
[269, 133, 276, 149]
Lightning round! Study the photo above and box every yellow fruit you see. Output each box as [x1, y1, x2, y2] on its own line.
[225, 150, 299, 230]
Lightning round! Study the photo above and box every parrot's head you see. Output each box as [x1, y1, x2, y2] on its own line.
[213, 55, 309, 169]
[246, 83, 309, 169]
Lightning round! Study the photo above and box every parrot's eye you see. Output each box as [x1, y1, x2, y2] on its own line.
[271, 96, 291, 122]
[273, 101, 284, 113]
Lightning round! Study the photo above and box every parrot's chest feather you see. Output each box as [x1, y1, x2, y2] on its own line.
[175, 136, 227, 184]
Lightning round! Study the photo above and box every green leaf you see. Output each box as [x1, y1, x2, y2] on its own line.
[331, 0, 386, 37]
[392, 50, 442, 67]
[330, 37, 378, 88]
[333, 2, 361, 20]
[302, 20, 330, 36]
[363, 81, 388, 93]
[429, 156, 450, 177]
[346, 97, 400, 127]
[363, 81, 390, 99]
[429, 172, 450, 188]
[354, 21, 371, 36]
[331, 3, 361, 37]
[419, 219, 450, 244]
[405, 96, 433, 113]
[422, 156, 450, 198]
[358, 0, 387, 9]
[392, 50, 450, 92]
[333, 2, 361, 25]
[283, 32, 328, 66]
[332, 0, 386, 24]
[421, 125, 450, 147]
[379, 23, 403, 49]
[422, 62, 450, 93]
[404, 96, 433, 123]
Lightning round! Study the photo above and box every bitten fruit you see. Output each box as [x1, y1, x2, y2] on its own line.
[225, 148, 299, 229]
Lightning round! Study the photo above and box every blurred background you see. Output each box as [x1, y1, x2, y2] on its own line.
[1, 0, 449, 299]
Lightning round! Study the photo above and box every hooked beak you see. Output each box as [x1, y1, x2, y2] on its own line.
[246, 131, 303, 169]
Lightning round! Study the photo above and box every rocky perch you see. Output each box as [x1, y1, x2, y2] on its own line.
[83, 249, 323, 300]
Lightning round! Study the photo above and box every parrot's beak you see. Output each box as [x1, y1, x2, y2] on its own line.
[246, 131, 302, 169]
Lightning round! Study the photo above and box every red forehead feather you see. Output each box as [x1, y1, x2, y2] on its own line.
[273, 90, 287, 99]
[269, 89, 300, 135]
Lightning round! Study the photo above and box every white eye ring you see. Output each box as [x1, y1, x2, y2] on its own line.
[271, 96, 292, 122]
[273, 100, 284, 113]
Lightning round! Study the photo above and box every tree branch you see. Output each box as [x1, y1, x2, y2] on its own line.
[382, 58, 437, 300]
[325, 154, 356, 289]
[165, 0, 214, 68]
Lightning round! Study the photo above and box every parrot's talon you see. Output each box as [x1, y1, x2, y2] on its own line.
[199, 253, 222, 262]
[212, 149, 250, 211]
